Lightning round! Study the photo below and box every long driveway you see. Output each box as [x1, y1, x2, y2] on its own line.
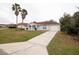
[0, 25, 60, 55]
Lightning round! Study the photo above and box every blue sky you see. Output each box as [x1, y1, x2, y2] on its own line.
[0, 0, 79, 24]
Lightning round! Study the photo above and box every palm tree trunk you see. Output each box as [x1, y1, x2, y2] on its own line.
[16, 16, 18, 28]
[21, 19, 23, 29]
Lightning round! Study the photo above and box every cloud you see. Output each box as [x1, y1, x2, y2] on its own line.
[0, 0, 79, 3]
[0, 3, 79, 24]
[0, 17, 10, 24]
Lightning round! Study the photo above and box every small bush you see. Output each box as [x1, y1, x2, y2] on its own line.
[8, 24, 17, 29]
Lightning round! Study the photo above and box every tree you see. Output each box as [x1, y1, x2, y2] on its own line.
[12, 3, 21, 27]
[21, 9, 28, 28]
[73, 11, 79, 34]
[73, 11, 79, 27]
[59, 13, 73, 34]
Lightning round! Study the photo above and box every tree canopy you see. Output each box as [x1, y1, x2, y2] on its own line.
[60, 11, 79, 35]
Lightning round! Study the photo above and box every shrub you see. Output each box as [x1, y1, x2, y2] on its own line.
[8, 24, 17, 28]
[59, 14, 73, 34]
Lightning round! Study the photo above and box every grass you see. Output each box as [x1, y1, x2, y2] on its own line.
[0, 29, 46, 44]
[47, 32, 79, 55]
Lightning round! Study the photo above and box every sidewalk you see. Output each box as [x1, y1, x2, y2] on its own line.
[0, 26, 59, 55]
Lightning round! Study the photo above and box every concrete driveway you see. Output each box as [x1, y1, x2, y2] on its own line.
[0, 25, 60, 55]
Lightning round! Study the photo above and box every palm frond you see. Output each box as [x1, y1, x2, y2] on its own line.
[21, 9, 28, 20]
[12, 4, 15, 11]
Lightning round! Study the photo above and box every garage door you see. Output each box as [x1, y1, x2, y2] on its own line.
[49, 25, 60, 31]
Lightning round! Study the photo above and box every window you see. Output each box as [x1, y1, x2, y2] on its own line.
[43, 26, 47, 29]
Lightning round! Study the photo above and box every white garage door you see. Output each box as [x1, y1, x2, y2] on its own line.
[49, 25, 60, 31]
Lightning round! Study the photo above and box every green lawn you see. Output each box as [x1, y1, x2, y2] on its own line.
[0, 29, 46, 44]
[47, 32, 79, 55]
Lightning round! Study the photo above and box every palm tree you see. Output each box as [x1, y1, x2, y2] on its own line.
[12, 3, 21, 27]
[21, 9, 28, 29]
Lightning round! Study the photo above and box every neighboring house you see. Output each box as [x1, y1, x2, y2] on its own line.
[29, 20, 59, 31]
[17, 23, 29, 30]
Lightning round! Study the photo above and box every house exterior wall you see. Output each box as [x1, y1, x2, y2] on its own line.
[29, 25, 49, 30]
[28, 23, 37, 30]
[17, 25, 28, 30]
[17, 25, 26, 28]
[29, 23, 48, 30]
[37, 25, 48, 30]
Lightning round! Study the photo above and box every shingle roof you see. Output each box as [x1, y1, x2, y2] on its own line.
[17, 23, 28, 27]
[32, 20, 59, 25]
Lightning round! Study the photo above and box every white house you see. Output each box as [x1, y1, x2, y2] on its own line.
[17, 20, 59, 31]
[29, 20, 59, 31]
